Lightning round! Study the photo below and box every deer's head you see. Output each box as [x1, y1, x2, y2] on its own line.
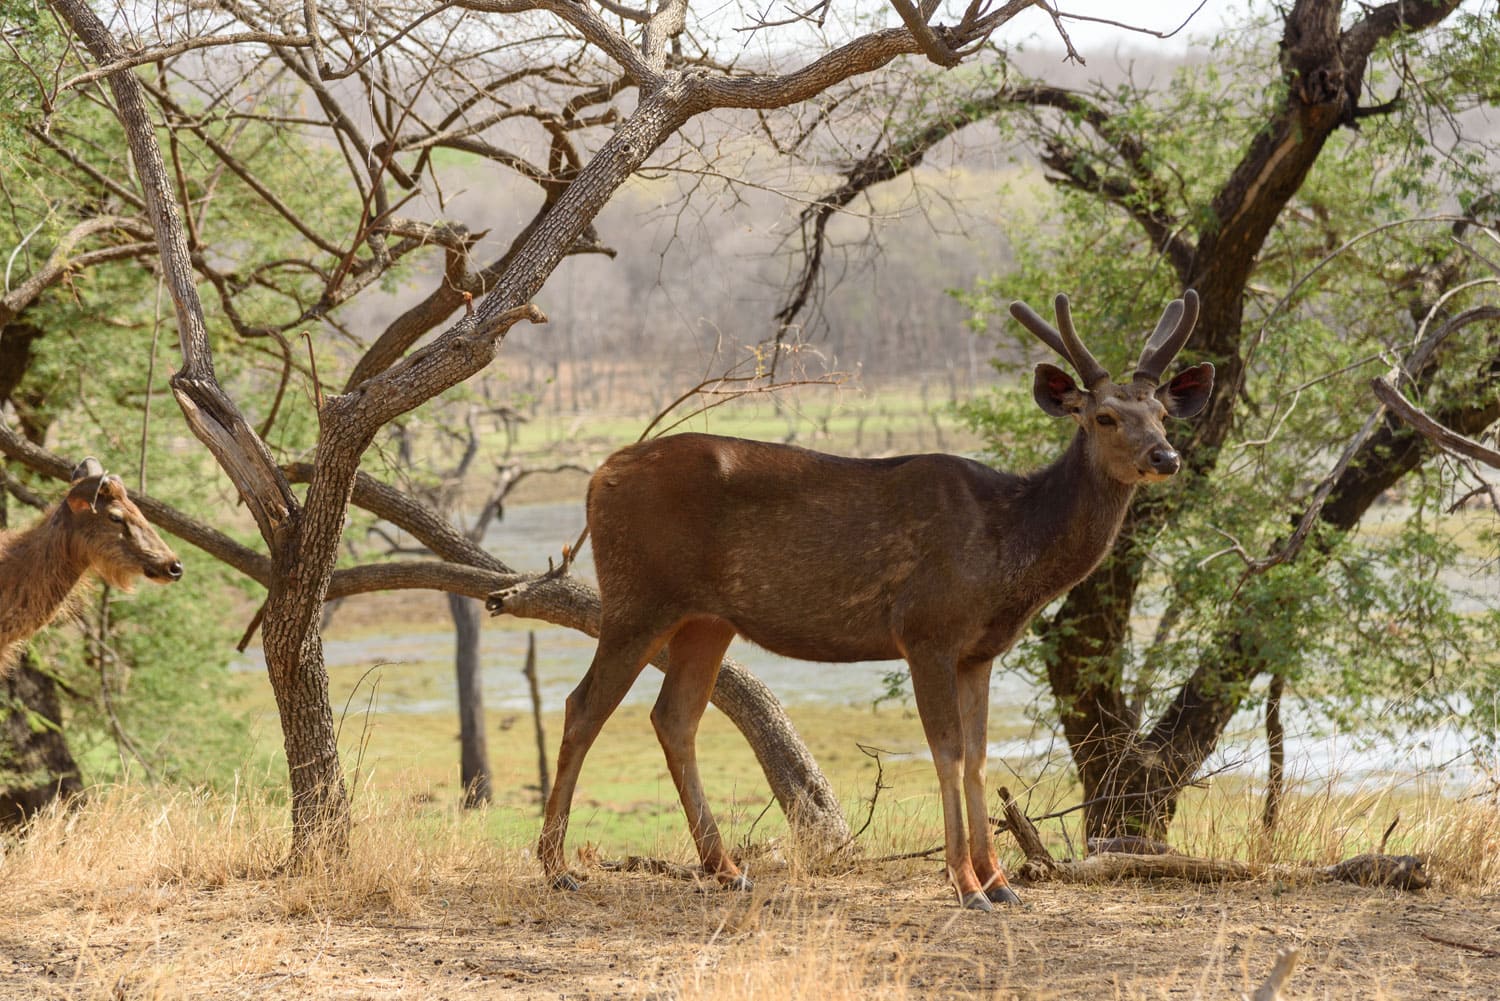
[61, 458, 183, 588]
[1010, 291, 1215, 485]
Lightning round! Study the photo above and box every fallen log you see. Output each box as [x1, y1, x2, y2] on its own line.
[995, 789, 1431, 891]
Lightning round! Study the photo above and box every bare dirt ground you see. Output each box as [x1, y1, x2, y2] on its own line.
[4, 851, 1496, 1000]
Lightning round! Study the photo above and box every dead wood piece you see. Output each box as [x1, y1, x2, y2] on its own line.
[601, 855, 707, 881]
[1319, 853, 1430, 890]
[1060, 852, 1256, 884]
[991, 787, 1433, 894]
[1087, 835, 1176, 856]
[1034, 850, 1430, 891]
[996, 786, 1056, 876]
[1418, 932, 1500, 958]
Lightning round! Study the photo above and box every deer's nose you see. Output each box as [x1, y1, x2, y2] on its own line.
[1148, 446, 1180, 475]
[165, 560, 184, 580]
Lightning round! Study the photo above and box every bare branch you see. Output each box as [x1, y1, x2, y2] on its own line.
[457, 0, 658, 88]
[643, 0, 690, 72]
[1372, 376, 1500, 470]
[1242, 305, 1500, 576]
[686, 12, 1028, 113]
[0, 215, 154, 325]
[49, 0, 297, 542]
[778, 74, 1188, 332]
[58, 31, 315, 94]
[594, 0, 648, 22]
[1047, 0, 1209, 42]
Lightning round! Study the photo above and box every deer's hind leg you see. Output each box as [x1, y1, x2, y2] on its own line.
[957, 657, 1019, 905]
[540, 613, 677, 891]
[651, 617, 747, 889]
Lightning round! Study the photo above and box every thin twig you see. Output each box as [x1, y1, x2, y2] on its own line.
[1418, 933, 1500, 959]
[303, 331, 325, 412]
[139, 276, 164, 496]
[854, 845, 945, 866]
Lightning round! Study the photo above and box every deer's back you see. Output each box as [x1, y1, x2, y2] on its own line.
[587, 433, 1024, 662]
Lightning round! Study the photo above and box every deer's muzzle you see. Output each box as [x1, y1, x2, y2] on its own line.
[144, 559, 184, 582]
[1146, 446, 1181, 477]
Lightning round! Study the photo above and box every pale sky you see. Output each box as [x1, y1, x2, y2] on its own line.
[1006, 0, 1247, 53]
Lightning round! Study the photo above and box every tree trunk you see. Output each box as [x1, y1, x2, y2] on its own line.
[1263, 672, 1286, 833]
[522, 631, 550, 806]
[712, 658, 852, 857]
[261, 588, 349, 859]
[448, 592, 492, 807]
[0, 652, 84, 827]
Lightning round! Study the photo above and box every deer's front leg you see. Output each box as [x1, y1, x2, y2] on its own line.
[906, 650, 989, 911]
[957, 657, 1019, 905]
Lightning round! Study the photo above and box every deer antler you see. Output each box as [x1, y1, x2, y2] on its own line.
[70, 456, 105, 483]
[1008, 294, 1110, 389]
[1133, 289, 1200, 385]
[1053, 294, 1110, 389]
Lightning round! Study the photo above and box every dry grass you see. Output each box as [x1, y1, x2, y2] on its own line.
[2, 778, 1498, 1000]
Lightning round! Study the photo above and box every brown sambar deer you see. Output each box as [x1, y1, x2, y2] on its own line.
[526, 291, 1213, 910]
[0, 458, 182, 676]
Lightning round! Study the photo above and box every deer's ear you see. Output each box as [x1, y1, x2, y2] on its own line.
[65, 482, 97, 514]
[1159, 362, 1214, 418]
[1033, 363, 1086, 417]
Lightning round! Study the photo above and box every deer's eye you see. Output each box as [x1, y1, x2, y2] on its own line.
[109, 510, 125, 524]
[1096, 413, 1117, 427]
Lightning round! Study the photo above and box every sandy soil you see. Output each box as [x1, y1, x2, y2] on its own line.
[3, 855, 1496, 1000]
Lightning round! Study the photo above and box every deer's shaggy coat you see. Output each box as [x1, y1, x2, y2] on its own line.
[0, 459, 181, 676]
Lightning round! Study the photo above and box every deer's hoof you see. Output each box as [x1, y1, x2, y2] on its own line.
[985, 884, 1022, 906]
[549, 872, 582, 892]
[722, 874, 754, 892]
[960, 891, 994, 912]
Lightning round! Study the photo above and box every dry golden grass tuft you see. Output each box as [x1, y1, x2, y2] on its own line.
[1, 778, 1497, 999]
[1422, 795, 1500, 892]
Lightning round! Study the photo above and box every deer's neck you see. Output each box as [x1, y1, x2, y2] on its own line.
[0, 506, 91, 650]
[1017, 431, 1137, 581]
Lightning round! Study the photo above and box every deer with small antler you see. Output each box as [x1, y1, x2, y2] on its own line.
[499, 290, 1213, 910]
[0, 458, 182, 676]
